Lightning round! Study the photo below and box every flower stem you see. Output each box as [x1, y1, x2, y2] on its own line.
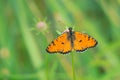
[71, 51, 76, 80]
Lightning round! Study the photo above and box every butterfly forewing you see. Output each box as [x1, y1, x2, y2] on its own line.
[73, 32, 97, 52]
[46, 32, 72, 54]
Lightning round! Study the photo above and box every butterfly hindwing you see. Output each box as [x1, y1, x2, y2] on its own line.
[46, 32, 72, 54]
[73, 32, 97, 52]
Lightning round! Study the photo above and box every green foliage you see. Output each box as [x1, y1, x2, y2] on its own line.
[0, 0, 120, 80]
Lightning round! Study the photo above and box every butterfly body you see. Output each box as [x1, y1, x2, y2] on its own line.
[66, 27, 75, 48]
[46, 27, 97, 54]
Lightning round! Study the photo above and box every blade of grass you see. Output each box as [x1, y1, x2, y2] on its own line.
[10, 0, 46, 79]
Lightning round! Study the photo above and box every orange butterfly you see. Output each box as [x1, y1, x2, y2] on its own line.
[46, 27, 97, 54]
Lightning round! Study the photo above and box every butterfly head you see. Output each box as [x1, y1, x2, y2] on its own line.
[68, 27, 72, 31]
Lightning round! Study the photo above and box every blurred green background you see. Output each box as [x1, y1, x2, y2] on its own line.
[0, 0, 120, 80]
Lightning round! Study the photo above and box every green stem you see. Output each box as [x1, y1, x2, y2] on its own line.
[71, 52, 76, 80]
[45, 54, 49, 80]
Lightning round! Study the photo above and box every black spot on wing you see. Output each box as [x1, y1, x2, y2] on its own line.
[76, 48, 87, 52]
[58, 51, 71, 54]
[46, 48, 51, 53]
[94, 40, 98, 47]
[75, 40, 98, 52]
[56, 39, 58, 41]
[79, 40, 82, 42]
[51, 41, 55, 45]
[88, 36, 90, 41]
[46, 49, 71, 54]
[61, 42, 64, 44]
[84, 35, 87, 38]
